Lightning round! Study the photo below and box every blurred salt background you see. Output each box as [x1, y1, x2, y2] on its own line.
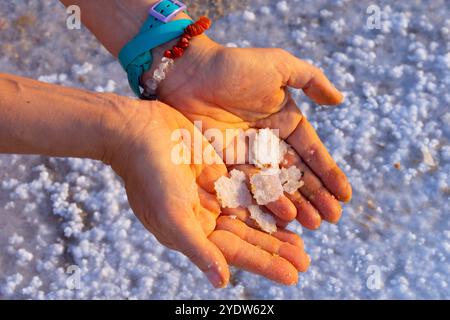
[0, 0, 449, 299]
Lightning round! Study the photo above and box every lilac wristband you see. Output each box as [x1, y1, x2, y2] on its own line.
[149, 0, 187, 23]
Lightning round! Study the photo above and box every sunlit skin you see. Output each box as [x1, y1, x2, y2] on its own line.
[52, 0, 353, 286]
[63, 0, 352, 230]
[0, 74, 308, 288]
[146, 35, 352, 229]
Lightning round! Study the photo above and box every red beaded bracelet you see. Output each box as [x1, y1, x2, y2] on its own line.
[163, 16, 212, 59]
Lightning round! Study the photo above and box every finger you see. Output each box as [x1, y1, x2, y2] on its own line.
[285, 190, 322, 230]
[173, 216, 230, 288]
[197, 164, 228, 193]
[271, 229, 304, 249]
[198, 187, 221, 216]
[209, 230, 299, 285]
[265, 196, 297, 222]
[277, 50, 344, 105]
[283, 149, 343, 223]
[222, 206, 289, 229]
[216, 217, 310, 272]
[287, 117, 352, 202]
[231, 164, 297, 222]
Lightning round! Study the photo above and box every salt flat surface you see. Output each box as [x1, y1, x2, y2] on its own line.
[0, 0, 449, 299]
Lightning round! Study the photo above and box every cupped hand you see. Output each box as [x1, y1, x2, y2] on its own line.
[103, 98, 309, 287]
[145, 35, 352, 229]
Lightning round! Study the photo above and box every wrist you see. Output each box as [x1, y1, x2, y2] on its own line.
[99, 95, 163, 175]
[98, 94, 142, 166]
[141, 34, 221, 95]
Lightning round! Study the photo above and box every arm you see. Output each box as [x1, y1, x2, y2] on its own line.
[59, 0, 351, 229]
[0, 73, 122, 160]
[0, 73, 309, 287]
[59, 0, 190, 57]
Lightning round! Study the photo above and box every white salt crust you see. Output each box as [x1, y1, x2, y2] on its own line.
[0, 0, 448, 299]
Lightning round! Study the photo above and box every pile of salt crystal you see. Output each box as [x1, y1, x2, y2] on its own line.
[247, 205, 277, 234]
[214, 129, 305, 233]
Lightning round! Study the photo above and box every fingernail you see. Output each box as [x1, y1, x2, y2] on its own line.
[206, 269, 224, 288]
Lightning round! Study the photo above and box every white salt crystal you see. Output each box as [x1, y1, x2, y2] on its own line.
[95, 80, 116, 93]
[1, 274, 23, 296]
[16, 248, 33, 265]
[280, 166, 304, 194]
[214, 169, 253, 208]
[251, 129, 287, 169]
[153, 68, 166, 82]
[248, 205, 277, 234]
[243, 11, 256, 22]
[276, 1, 289, 13]
[71, 62, 93, 76]
[37, 74, 58, 84]
[250, 169, 284, 205]
[8, 233, 24, 246]
[260, 6, 271, 15]
[104, 80, 116, 92]
[225, 42, 238, 48]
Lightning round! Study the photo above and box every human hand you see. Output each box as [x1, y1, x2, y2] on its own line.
[103, 99, 309, 287]
[144, 35, 352, 229]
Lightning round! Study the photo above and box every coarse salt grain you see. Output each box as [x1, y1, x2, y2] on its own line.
[279, 166, 304, 194]
[248, 205, 277, 234]
[251, 129, 287, 169]
[250, 169, 284, 205]
[214, 169, 252, 208]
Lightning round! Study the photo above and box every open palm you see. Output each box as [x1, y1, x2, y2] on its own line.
[106, 100, 309, 287]
[146, 36, 352, 229]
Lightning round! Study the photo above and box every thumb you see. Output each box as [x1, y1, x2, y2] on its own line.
[277, 50, 344, 105]
[176, 218, 230, 288]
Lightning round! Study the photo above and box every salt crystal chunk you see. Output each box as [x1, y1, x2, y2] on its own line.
[280, 166, 304, 194]
[104, 80, 116, 92]
[250, 169, 284, 205]
[214, 169, 253, 208]
[225, 42, 238, 48]
[16, 248, 33, 265]
[243, 11, 256, 21]
[8, 233, 24, 246]
[251, 129, 287, 169]
[279, 141, 289, 163]
[276, 1, 289, 13]
[248, 205, 277, 234]
[38, 74, 58, 84]
[260, 6, 271, 15]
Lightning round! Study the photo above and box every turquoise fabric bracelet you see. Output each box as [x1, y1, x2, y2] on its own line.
[118, 16, 192, 97]
[119, 19, 192, 71]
